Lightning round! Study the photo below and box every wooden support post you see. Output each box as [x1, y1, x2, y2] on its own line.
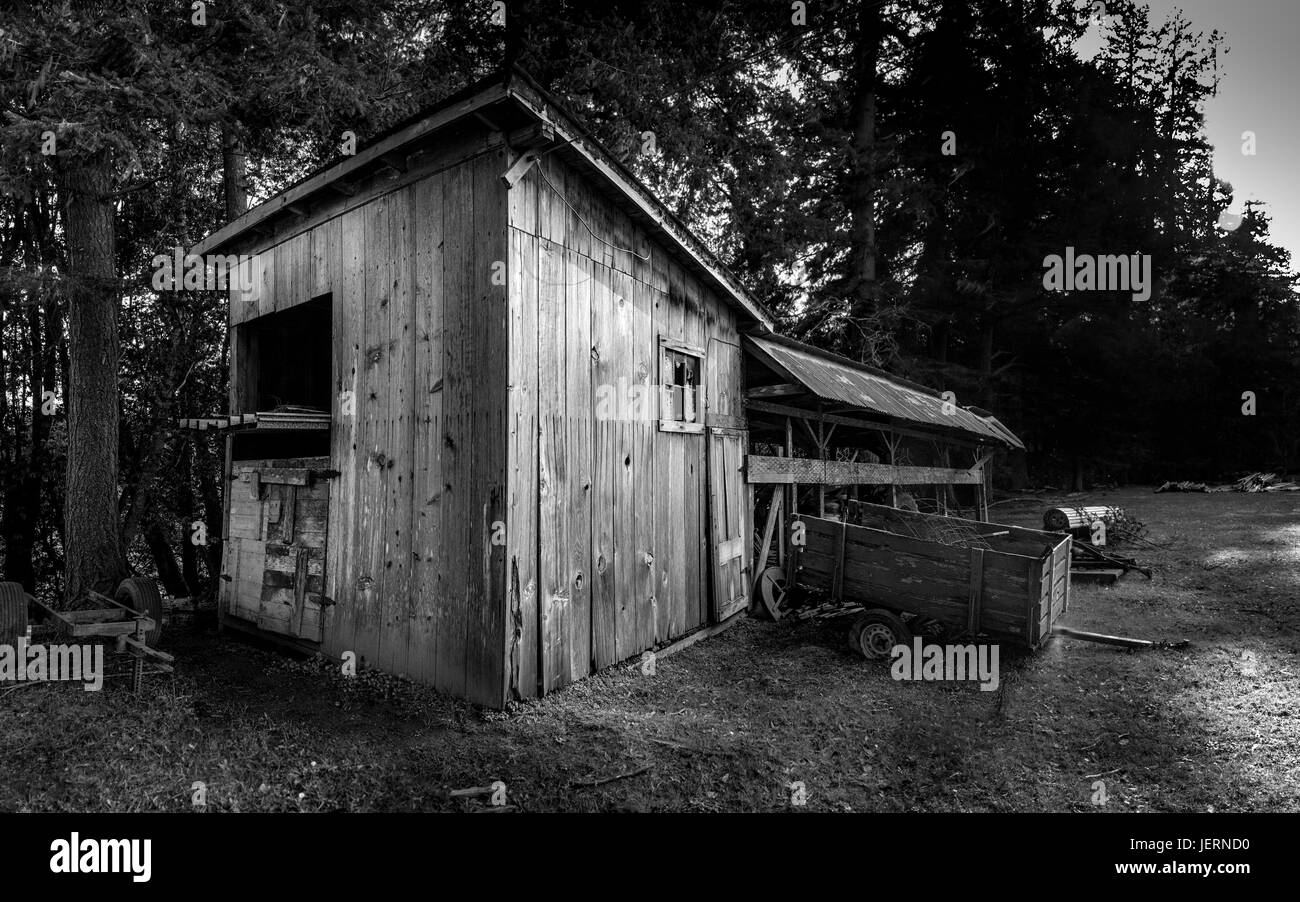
[887, 431, 898, 508]
[756, 486, 783, 573]
[817, 418, 826, 518]
[775, 451, 786, 565]
[785, 417, 796, 517]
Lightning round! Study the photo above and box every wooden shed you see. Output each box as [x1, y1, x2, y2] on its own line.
[186, 69, 774, 706]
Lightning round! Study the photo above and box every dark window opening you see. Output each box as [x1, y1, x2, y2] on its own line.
[232, 294, 332, 461]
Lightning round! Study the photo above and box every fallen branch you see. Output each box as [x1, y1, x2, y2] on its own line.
[570, 764, 652, 788]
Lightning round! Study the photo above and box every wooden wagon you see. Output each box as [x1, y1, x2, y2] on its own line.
[771, 501, 1071, 658]
[0, 578, 173, 692]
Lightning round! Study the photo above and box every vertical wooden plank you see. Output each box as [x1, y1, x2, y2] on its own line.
[355, 193, 391, 670]
[506, 137, 542, 700]
[589, 260, 618, 669]
[436, 160, 471, 699]
[684, 275, 709, 627]
[309, 221, 332, 299]
[229, 252, 261, 326]
[258, 241, 275, 319]
[657, 276, 686, 640]
[410, 170, 446, 685]
[538, 154, 570, 692]
[507, 225, 539, 698]
[631, 276, 656, 652]
[378, 187, 415, 678]
[469, 150, 509, 706]
[324, 207, 366, 662]
[566, 248, 593, 680]
[611, 269, 639, 662]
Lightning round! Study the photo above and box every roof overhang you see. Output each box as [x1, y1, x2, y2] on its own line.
[192, 68, 774, 331]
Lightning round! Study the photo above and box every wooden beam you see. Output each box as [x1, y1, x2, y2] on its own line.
[746, 383, 805, 398]
[507, 121, 555, 149]
[746, 399, 982, 448]
[376, 152, 408, 175]
[501, 149, 541, 189]
[755, 487, 782, 576]
[745, 455, 983, 486]
[1052, 626, 1152, 649]
[651, 610, 746, 661]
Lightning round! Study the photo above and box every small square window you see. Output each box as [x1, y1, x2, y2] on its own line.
[659, 338, 705, 433]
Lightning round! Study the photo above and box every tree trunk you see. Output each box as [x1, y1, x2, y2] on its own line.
[221, 125, 248, 220]
[59, 153, 128, 603]
[846, 0, 884, 363]
[143, 510, 190, 598]
[214, 124, 249, 596]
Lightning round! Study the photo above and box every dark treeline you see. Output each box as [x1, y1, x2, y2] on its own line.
[0, 0, 1295, 599]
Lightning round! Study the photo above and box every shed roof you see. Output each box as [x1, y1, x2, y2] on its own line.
[192, 67, 774, 331]
[744, 333, 1025, 449]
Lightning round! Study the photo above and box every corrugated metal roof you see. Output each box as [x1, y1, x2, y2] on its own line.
[745, 334, 1024, 449]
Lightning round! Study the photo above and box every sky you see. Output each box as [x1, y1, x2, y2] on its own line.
[1078, 0, 1299, 272]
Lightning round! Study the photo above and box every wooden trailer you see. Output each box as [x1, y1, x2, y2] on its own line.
[184, 68, 774, 707]
[787, 503, 1071, 656]
[742, 332, 1028, 603]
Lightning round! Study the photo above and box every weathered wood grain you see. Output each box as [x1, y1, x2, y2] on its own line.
[435, 159, 471, 699]
[323, 205, 366, 662]
[378, 186, 414, 678]
[565, 248, 593, 682]
[409, 171, 445, 685]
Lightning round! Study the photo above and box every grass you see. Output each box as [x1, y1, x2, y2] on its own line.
[2, 488, 1297, 812]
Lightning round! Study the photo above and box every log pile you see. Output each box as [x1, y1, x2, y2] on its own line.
[1234, 472, 1299, 493]
[1154, 480, 1209, 493]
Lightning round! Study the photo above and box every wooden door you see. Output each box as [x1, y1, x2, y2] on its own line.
[708, 427, 751, 621]
[221, 462, 329, 643]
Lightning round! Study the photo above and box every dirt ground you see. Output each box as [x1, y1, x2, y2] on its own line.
[2, 487, 1297, 812]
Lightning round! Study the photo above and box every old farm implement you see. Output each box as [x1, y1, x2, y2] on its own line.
[1042, 505, 1154, 583]
[0, 578, 173, 693]
[760, 502, 1072, 658]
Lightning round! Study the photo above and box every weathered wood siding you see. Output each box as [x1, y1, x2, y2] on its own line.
[224, 128, 510, 706]
[506, 153, 746, 698]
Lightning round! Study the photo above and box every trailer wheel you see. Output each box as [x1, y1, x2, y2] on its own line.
[849, 609, 912, 660]
[757, 567, 789, 619]
[0, 582, 29, 646]
[116, 577, 163, 647]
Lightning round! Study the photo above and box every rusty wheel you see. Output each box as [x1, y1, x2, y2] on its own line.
[116, 577, 163, 647]
[757, 567, 789, 619]
[849, 609, 912, 660]
[0, 582, 28, 646]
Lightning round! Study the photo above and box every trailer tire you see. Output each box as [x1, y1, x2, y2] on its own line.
[0, 582, 29, 646]
[116, 578, 163, 647]
[849, 609, 912, 660]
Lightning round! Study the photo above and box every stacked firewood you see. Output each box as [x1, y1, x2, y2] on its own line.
[1234, 472, 1300, 492]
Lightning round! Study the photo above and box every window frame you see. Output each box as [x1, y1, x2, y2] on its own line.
[658, 336, 706, 434]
